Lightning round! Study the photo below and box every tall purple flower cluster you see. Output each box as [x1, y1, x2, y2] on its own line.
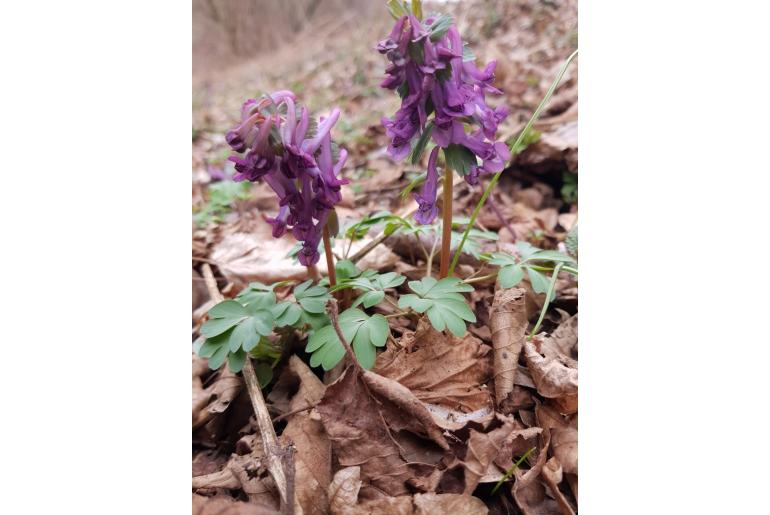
[377, 14, 511, 224]
[225, 90, 348, 266]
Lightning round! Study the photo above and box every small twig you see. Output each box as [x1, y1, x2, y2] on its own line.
[271, 403, 316, 423]
[327, 299, 364, 375]
[488, 194, 516, 241]
[201, 263, 223, 303]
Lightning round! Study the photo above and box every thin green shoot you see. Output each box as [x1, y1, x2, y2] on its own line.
[529, 262, 563, 340]
[490, 447, 536, 494]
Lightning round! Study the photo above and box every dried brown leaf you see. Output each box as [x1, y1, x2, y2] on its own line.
[374, 322, 493, 430]
[542, 458, 576, 515]
[193, 363, 242, 431]
[192, 494, 278, 515]
[459, 415, 516, 493]
[489, 287, 528, 406]
[536, 403, 577, 476]
[413, 493, 488, 515]
[276, 357, 331, 515]
[523, 340, 577, 399]
[211, 229, 309, 285]
[328, 467, 362, 514]
[316, 368, 416, 498]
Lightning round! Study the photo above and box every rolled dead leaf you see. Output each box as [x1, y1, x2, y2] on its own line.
[542, 458, 576, 515]
[490, 287, 528, 405]
[522, 340, 578, 399]
[328, 467, 362, 514]
[362, 370, 450, 451]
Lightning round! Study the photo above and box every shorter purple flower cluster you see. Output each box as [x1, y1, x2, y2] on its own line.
[225, 91, 348, 266]
[378, 14, 511, 224]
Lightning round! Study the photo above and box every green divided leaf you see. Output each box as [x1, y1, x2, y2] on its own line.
[398, 277, 476, 337]
[294, 280, 332, 314]
[272, 301, 302, 328]
[306, 309, 390, 370]
[498, 264, 525, 288]
[526, 268, 550, 294]
[200, 300, 248, 338]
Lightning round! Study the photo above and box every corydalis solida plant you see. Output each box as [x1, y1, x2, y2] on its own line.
[225, 91, 348, 266]
[377, 10, 511, 227]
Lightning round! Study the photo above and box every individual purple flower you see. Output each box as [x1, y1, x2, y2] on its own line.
[415, 146, 440, 224]
[225, 91, 347, 266]
[377, 11, 511, 224]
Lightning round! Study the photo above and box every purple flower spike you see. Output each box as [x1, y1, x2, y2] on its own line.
[224, 91, 346, 265]
[414, 146, 440, 225]
[377, 12, 511, 223]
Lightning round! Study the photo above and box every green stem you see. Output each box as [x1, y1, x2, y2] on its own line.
[529, 262, 563, 340]
[461, 264, 577, 285]
[448, 49, 579, 275]
[491, 447, 536, 494]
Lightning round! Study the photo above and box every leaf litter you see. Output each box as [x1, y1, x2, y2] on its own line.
[192, 0, 578, 512]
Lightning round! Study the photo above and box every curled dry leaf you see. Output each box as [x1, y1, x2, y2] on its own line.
[536, 403, 577, 476]
[332, 492, 488, 515]
[193, 360, 242, 431]
[489, 287, 528, 406]
[523, 340, 578, 400]
[193, 453, 277, 508]
[513, 479, 564, 515]
[542, 458, 576, 515]
[192, 493, 279, 515]
[456, 415, 517, 493]
[328, 467, 362, 514]
[539, 314, 578, 362]
[374, 322, 493, 430]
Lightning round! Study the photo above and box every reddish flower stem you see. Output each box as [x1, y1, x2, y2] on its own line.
[322, 224, 337, 288]
[439, 166, 453, 278]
